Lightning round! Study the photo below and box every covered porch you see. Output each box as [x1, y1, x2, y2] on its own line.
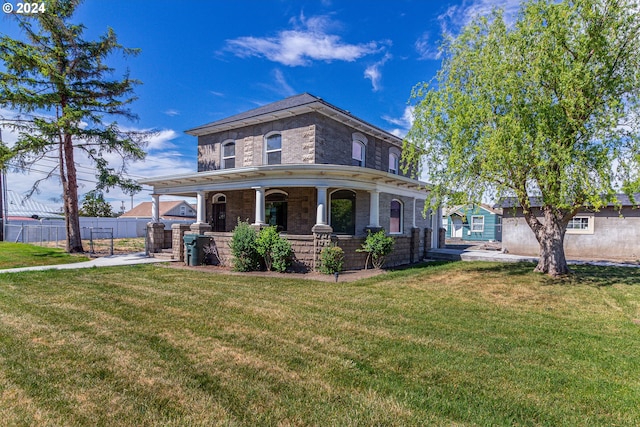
[140, 164, 442, 270]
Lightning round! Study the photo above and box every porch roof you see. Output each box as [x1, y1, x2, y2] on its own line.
[139, 164, 431, 199]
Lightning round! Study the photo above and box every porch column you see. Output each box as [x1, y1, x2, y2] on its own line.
[431, 206, 442, 249]
[412, 198, 417, 228]
[368, 190, 380, 228]
[252, 186, 266, 226]
[315, 186, 328, 226]
[196, 191, 206, 224]
[151, 194, 160, 223]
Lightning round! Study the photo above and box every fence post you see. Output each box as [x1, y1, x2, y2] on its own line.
[110, 228, 114, 256]
[90, 228, 94, 254]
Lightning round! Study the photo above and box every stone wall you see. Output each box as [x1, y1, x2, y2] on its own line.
[203, 232, 234, 266]
[286, 235, 315, 271]
[197, 113, 318, 171]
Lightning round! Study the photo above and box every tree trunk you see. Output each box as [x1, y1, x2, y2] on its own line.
[523, 206, 570, 277]
[62, 133, 84, 253]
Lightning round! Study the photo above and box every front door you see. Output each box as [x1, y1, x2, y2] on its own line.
[212, 202, 226, 232]
[452, 217, 463, 238]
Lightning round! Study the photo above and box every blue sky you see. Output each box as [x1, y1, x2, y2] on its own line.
[0, 0, 521, 212]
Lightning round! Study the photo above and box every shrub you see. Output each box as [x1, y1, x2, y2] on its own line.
[271, 237, 293, 273]
[229, 219, 260, 272]
[320, 245, 344, 274]
[256, 226, 293, 272]
[357, 229, 394, 269]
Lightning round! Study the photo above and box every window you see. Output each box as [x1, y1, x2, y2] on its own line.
[330, 190, 356, 235]
[180, 205, 186, 216]
[265, 190, 287, 231]
[352, 141, 365, 166]
[351, 133, 367, 167]
[389, 152, 399, 174]
[471, 215, 484, 232]
[265, 133, 282, 165]
[222, 141, 235, 169]
[567, 217, 589, 230]
[390, 199, 403, 233]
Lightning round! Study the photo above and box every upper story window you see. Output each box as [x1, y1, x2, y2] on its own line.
[265, 133, 282, 165]
[351, 133, 368, 167]
[389, 152, 399, 174]
[221, 141, 235, 169]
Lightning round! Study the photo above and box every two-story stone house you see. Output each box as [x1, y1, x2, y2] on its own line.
[141, 93, 441, 270]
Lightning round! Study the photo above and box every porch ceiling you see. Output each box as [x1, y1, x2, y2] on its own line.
[139, 164, 431, 199]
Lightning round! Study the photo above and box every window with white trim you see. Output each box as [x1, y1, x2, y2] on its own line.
[389, 152, 399, 174]
[351, 133, 367, 167]
[471, 215, 484, 232]
[390, 199, 403, 234]
[265, 133, 282, 165]
[221, 141, 235, 169]
[567, 216, 590, 230]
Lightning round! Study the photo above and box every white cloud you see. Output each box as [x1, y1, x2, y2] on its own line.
[364, 53, 391, 92]
[164, 109, 180, 117]
[439, 0, 521, 35]
[225, 13, 381, 66]
[415, 32, 440, 60]
[382, 106, 415, 138]
[1, 122, 194, 212]
[273, 69, 296, 97]
[415, 0, 521, 61]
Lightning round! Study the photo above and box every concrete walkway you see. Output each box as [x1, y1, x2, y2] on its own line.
[0, 252, 176, 274]
[427, 248, 640, 268]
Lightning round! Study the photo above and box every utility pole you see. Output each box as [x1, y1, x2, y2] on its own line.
[0, 129, 4, 241]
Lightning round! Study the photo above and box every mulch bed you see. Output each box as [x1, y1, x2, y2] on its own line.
[164, 262, 387, 282]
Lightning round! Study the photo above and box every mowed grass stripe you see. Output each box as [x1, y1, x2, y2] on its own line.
[0, 262, 639, 426]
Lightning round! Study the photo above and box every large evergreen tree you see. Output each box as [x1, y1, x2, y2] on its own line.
[0, 0, 147, 252]
[405, 0, 640, 277]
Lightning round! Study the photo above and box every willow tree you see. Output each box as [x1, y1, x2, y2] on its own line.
[0, 0, 147, 252]
[405, 0, 640, 277]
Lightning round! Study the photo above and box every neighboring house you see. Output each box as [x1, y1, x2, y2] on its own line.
[500, 194, 640, 261]
[445, 204, 502, 242]
[140, 93, 441, 269]
[5, 190, 64, 220]
[120, 200, 196, 220]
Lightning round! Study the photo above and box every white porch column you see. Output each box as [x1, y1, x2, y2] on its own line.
[196, 191, 206, 224]
[151, 194, 160, 223]
[431, 206, 441, 249]
[252, 186, 266, 225]
[412, 198, 417, 228]
[368, 190, 380, 228]
[315, 186, 328, 226]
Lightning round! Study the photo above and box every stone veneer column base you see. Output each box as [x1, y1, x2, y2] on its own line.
[410, 227, 421, 263]
[172, 223, 192, 262]
[312, 224, 334, 271]
[189, 222, 212, 234]
[146, 222, 165, 254]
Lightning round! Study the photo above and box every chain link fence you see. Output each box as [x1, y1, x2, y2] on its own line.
[5, 223, 114, 256]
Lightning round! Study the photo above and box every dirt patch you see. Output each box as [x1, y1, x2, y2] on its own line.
[164, 263, 387, 282]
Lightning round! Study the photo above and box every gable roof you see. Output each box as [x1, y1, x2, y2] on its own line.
[497, 194, 640, 209]
[444, 203, 502, 217]
[185, 93, 403, 146]
[5, 190, 64, 219]
[120, 200, 196, 219]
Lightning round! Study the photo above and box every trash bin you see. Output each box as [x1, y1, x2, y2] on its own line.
[184, 234, 210, 266]
[184, 234, 200, 266]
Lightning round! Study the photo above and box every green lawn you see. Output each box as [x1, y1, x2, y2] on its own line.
[0, 242, 88, 269]
[0, 262, 639, 426]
